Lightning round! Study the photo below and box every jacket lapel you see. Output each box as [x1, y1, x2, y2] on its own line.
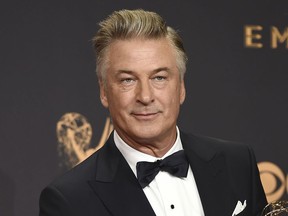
[88, 134, 155, 216]
[87, 131, 239, 216]
[181, 132, 237, 216]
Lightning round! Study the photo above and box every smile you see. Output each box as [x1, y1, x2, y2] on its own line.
[131, 112, 159, 120]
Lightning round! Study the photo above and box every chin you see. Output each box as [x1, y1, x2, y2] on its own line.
[130, 127, 165, 140]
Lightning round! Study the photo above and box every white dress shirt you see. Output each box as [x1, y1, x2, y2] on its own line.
[114, 127, 205, 216]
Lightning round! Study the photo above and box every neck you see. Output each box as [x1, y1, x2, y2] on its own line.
[116, 128, 178, 158]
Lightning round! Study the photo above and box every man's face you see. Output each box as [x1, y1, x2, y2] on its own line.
[99, 38, 186, 148]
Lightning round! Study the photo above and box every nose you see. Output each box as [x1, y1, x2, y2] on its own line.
[136, 80, 154, 105]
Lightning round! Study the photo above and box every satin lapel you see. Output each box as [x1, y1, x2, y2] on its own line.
[181, 133, 237, 216]
[88, 135, 155, 216]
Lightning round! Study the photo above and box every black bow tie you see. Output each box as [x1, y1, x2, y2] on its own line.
[136, 150, 189, 188]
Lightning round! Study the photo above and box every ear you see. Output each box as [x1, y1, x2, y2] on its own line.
[180, 80, 186, 105]
[99, 81, 109, 108]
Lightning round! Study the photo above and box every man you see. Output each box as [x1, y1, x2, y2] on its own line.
[39, 9, 267, 216]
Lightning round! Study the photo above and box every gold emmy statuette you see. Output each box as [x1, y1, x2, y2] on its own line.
[57, 113, 113, 168]
[261, 200, 288, 216]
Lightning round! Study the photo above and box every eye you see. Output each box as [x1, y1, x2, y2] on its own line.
[121, 78, 135, 84]
[153, 76, 167, 81]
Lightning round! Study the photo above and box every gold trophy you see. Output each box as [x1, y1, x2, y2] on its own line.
[261, 200, 288, 216]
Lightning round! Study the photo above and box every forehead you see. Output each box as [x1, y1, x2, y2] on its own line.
[106, 38, 177, 70]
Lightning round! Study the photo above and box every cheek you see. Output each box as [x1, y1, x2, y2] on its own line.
[109, 90, 134, 109]
[166, 86, 182, 104]
[158, 93, 180, 111]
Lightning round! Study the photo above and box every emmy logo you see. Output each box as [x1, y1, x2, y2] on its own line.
[56, 112, 113, 168]
[261, 200, 288, 216]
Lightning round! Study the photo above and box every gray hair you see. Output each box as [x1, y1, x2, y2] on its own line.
[92, 9, 188, 83]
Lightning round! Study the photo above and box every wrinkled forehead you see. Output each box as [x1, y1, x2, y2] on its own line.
[106, 38, 177, 67]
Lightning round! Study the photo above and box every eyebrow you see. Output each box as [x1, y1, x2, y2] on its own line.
[117, 69, 134, 74]
[153, 67, 171, 73]
[117, 67, 171, 75]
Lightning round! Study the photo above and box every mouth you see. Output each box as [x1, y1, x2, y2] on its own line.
[131, 112, 160, 120]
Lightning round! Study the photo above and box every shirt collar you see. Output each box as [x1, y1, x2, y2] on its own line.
[114, 127, 183, 176]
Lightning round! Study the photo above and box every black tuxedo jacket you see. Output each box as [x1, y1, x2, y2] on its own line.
[39, 131, 267, 216]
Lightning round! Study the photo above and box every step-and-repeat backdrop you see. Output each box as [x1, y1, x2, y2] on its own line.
[0, 0, 287, 215]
